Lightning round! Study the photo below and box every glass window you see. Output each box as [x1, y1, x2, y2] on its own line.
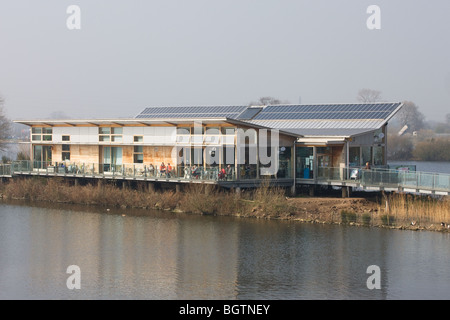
[206, 127, 220, 135]
[31, 127, 52, 142]
[296, 147, 314, 179]
[349, 147, 360, 167]
[134, 135, 143, 142]
[111, 127, 122, 134]
[278, 147, 291, 178]
[134, 154, 144, 163]
[191, 148, 204, 165]
[99, 127, 111, 134]
[62, 145, 70, 161]
[99, 127, 123, 142]
[361, 146, 372, 166]
[102, 147, 123, 172]
[177, 128, 190, 135]
[221, 127, 235, 135]
[373, 146, 384, 166]
[223, 146, 235, 166]
[191, 126, 204, 135]
[133, 146, 144, 164]
[62, 135, 70, 141]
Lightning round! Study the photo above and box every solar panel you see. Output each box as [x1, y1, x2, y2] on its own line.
[135, 103, 401, 123]
[237, 107, 263, 120]
[251, 103, 401, 121]
[136, 105, 248, 119]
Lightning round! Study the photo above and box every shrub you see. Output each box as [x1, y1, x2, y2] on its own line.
[341, 210, 357, 223]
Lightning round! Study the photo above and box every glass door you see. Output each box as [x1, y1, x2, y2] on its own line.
[102, 147, 123, 173]
[33, 145, 52, 169]
[296, 147, 313, 179]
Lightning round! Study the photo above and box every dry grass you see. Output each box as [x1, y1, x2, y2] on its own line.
[2, 178, 447, 229]
[385, 193, 450, 225]
[0, 178, 294, 218]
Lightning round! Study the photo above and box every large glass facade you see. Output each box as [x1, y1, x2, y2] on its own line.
[361, 146, 373, 166]
[373, 146, 384, 166]
[277, 147, 291, 178]
[33, 145, 52, 168]
[349, 147, 360, 167]
[296, 147, 314, 179]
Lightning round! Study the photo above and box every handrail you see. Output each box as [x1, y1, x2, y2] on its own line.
[1, 161, 449, 192]
[309, 166, 450, 192]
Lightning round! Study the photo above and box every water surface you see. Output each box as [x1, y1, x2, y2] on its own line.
[0, 201, 449, 300]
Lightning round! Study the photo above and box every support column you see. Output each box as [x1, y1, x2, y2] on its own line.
[309, 185, 315, 197]
[148, 182, 155, 193]
[290, 183, 297, 196]
[175, 184, 182, 193]
[342, 186, 350, 198]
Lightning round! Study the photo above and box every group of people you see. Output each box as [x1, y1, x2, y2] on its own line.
[143, 162, 173, 178]
[158, 162, 173, 178]
[141, 162, 236, 180]
[182, 164, 234, 180]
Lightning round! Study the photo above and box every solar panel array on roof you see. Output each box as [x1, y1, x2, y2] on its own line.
[136, 106, 248, 119]
[252, 103, 401, 121]
[236, 107, 263, 120]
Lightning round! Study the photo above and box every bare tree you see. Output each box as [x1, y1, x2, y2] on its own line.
[394, 101, 425, 133]
[249, 96, 289, 106]
[0, 95, 11, 152]
[357, 89, 382, 103]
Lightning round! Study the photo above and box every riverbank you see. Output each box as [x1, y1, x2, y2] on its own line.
[0, 177, 449, 232]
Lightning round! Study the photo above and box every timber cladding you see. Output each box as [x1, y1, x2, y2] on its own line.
[46, 144, 177, 166]
[142, 146, 176, 167]
[118, 145, 177, 166]
[52, 145, 100, 163]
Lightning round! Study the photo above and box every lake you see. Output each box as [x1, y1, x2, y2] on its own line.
[388, 160, 450, 174]
[1, 201, 450, 300]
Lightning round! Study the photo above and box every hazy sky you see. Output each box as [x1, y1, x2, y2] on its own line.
[0, 0, 449, 122]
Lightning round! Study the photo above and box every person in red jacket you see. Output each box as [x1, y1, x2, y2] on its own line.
[160, 162, 166, 177]
[167, 163, 172, 178]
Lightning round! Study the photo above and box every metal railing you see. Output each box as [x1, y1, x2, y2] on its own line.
[311, 166, 450, 192]
[2, 160, 449, 192]
[0, 160, 239, 183]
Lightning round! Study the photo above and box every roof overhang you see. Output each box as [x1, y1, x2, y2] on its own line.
[13, 117, 303, 139]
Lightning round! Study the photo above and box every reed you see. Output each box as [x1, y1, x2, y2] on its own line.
[0, 178, 294, 218]
[385, 193, 450, 225]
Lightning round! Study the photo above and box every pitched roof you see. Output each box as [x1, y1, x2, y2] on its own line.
[135, 102, 403, 137]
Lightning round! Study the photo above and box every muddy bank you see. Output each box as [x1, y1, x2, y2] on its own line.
[282, 197, 450, 233]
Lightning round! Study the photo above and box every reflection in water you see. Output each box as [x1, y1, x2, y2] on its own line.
[1, 201, 450, 299]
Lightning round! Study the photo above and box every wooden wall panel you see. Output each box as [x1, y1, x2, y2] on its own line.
[143, 146, 176, 167]
[122, 146, 133, 164]
[70, 145, 100, 164]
